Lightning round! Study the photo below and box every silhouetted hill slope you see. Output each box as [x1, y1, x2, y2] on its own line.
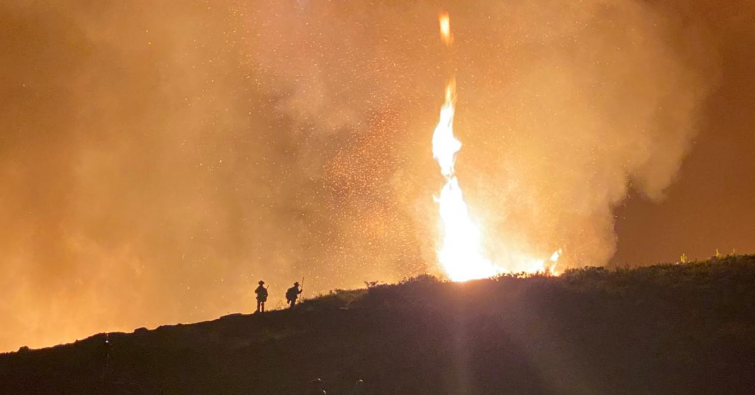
[2, 256, 755, 395]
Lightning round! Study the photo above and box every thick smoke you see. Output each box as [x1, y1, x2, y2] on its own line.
[0, 0, 717, 351]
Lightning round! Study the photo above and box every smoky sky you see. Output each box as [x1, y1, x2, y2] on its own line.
[1, 0, 752, 352]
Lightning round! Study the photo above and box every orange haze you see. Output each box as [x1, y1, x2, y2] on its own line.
[2, 0, 753, 352]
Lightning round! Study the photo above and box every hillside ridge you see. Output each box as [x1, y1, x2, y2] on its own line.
[2, 256, 754, 394]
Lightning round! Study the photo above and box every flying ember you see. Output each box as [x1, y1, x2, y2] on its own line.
[439, 12, 453, 46]
[431, 13, 560, 281]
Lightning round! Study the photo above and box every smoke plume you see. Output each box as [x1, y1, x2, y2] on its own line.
[0, 0, 719, 351]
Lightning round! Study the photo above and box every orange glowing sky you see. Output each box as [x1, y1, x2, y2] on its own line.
[0, 0, 754, 352]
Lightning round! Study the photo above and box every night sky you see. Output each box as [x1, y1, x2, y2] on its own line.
[1, 0, 753, 352]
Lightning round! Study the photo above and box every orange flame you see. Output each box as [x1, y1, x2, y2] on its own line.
[439, 12, 453, 46]
[431, 12, 562, 281]
[432, 14, 496, 281]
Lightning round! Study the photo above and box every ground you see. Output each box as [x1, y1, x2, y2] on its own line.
[1, 255, 754, 395]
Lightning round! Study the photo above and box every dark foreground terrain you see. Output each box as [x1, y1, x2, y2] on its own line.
[2, 256, 755, 395]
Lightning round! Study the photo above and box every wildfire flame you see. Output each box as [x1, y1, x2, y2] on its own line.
[528, 249, 563, 276]
[431, 13, 561, 281]
[439, 12, 453, 46]
[432, 79, 502, 282]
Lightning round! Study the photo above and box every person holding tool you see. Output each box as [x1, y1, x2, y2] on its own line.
[285, 280, 303, 308]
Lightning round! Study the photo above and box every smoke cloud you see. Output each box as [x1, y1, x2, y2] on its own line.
[0, 0, 718, 351]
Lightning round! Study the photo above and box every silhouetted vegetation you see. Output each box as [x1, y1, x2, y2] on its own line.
[1, 256, 754, 394]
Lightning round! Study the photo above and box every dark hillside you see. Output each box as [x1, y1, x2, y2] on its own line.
[2, 256, 755, 395]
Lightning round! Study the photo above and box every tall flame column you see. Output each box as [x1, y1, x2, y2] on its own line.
[432, 14, 503, 281]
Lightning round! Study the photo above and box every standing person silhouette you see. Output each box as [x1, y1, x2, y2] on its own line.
[254, 281, 268, 313]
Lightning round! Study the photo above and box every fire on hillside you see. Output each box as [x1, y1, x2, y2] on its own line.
[431, 13, 560, 281]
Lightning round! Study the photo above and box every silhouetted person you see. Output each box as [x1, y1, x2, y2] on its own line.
[308, 378, 326, 395]
[286, 282, 302, 308]
[254, 280, 268, 313]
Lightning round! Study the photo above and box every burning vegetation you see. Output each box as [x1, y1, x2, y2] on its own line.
[432, 13, 560, 281]
[0, 0, 724, 353]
